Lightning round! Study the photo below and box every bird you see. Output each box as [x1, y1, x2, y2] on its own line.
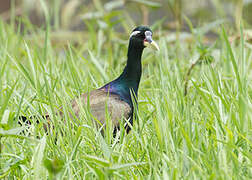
[19, 26, 159, 135]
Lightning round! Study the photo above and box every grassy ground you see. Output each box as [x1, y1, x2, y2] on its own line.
[0, 18, 252, 179]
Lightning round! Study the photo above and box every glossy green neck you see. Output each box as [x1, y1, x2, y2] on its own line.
[102, 39, 145, 106]
[118, 40, 144, 92]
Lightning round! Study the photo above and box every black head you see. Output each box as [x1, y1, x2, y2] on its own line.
[129, 26, 159, 51]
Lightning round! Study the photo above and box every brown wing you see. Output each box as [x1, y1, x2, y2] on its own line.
[40, 89, 131, 132]
[71, 89, 132, 127]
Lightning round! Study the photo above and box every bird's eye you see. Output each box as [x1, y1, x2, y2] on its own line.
[145, 31, 152, 37]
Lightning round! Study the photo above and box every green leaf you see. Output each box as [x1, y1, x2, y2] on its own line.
[83, 155, 110, 167]
[222, 26, 242, 93]
[25, 43, 37, 89]
[0, 127, 24, 137]
[1, 109, 10, 128]
[88, 50, 109, 81]
[32, 136, 47, 179]
[44, 158, 64, 175]
[0, 79, 18, 120]
[8, 54, 35, 89]
[109, 162, 146, 171]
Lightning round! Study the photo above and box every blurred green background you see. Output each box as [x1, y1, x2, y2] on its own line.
[1, 0, 251, 44]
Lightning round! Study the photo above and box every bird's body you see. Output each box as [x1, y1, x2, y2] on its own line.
[70, 89, 132, 129]
[19, 26, 159, 133]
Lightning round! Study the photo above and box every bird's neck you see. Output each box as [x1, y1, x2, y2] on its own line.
[102, 40, 144, 105]
[117, 41, 144, 94]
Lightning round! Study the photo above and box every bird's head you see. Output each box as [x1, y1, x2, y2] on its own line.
[129, 26, 159, 51]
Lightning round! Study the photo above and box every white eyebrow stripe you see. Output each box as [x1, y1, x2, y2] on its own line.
[130, 31, 141, 38]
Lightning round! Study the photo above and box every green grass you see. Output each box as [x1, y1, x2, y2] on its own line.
[0, 18, 252, 179]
